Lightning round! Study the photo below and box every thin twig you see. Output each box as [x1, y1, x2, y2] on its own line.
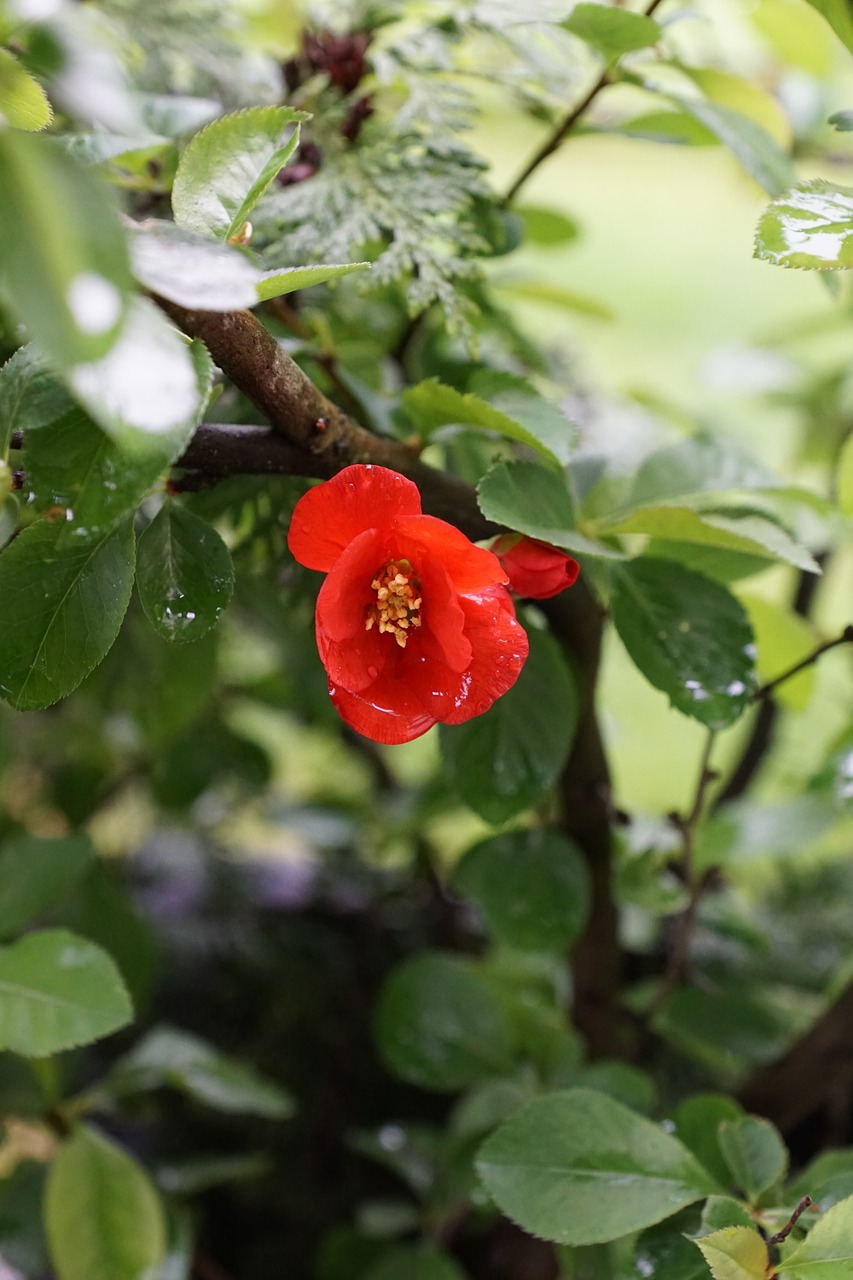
[768, 1196, 813, 1247]
[751, 625, 853, 703]
[503, 0, 666, 206]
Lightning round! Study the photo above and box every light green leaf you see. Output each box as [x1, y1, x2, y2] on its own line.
[838, 434, 853, 515]
[741, 595, 818, 712]
[755, 180, 853, 270]
[517, 206, 580, 245]
[475, 1089, 719, 1246]
[477, 460, 626, 559]
[0, 131, 133, 368]
[0, 49, 52, 131]
[564, 4, 661, 63]
[171, 105, 306, 240]
[375, 952, 514, 1092]
[136, 501, 234, 643]
[0, 929, 132, 1055]
[439, 626, 579, 824]
[718, 1116, 787, 1202]
[453, 829, 591, 953]
[672, 95, 795, 196]
[0, 518, 136, 710]
[45, 1125, 165, 1280]
[694, 1226, 769, 1280]
[778, 1193, 853, 1277]
[104, 1025, 294, 1118]
[609, 558, 756, 730]
[0, 834, 92, 940]
[802, 0, 853, 54]
[255, 261, 370, 300]
[495, 278, 614, 319]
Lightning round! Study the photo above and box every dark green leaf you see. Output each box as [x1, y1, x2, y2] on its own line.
[788, 1150, 853, 1212]
[0, 518, 136, 710]
[439, 626, 579, 824]
[0, 1161, 50, 1274]
[476, 1089, 719, 1245]
[453, 829, 590, 952]
[478, 460, 626, 559]
[673, 95, 795, 196]
[0, 834, 92, 939]
[0, 346, 74, 447]
[609, 558, 756, 729]
[564, 5, 661, 63]
[105, 1025, 295, 1118]
[700, 1196, 755, 1232]
[364, 1245, 467, 1280]
[0, 929, 132, 1055]
[375, 952, 514, 1092]
[137, 501, 234, 642]
[45, 1125, 165, 1280]
[672, 1095, 745, 1192]
[828, 110, 853, 132]
[576, 1061, 657, 1115]
[0, 132, 132, 368]
[0, 48, 53, 131]
[802, 0, 853, 54]
[171, 105, 306, 240]
[633, 1218, 710, 1280]
[718, 1116, 787, 1202]
[777, 1194, 853, 1277]
[755, 180, 853, 270]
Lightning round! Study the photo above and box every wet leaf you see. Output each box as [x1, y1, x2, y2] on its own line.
[478, 460, 626, 559]
[136, 501, 234, 643]
[755, 180, 853, 269]
[0, 346, 74, 447]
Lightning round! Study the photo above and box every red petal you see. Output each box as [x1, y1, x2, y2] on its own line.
[494, 535, 580, 600]
[288, 466, 421, 571]
[329, 679, 436, 744]
[316, 529, 384, 642]
[414, 556, 471, 674]
[439, 587, 529, 725]
[394, 516, 508, 594]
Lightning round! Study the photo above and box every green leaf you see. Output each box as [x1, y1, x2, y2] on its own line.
[475, 1088, 719, 1246]
[255, 261, 370, 300]
[171, 105, 305, 240]
[755, 180, 853, 269]
[701, 1197, 756, 1232]
[374, 952, 514, 1092]
[364, 1245, 467, 1280]
[802, 0, 853, 54]
[0, 346, 74, 446]
[0, 834, 93, 940]
[453, 829, 591, 952]
[672, 1095, 745, 1192]
[439, 626, 579, 824]
[104, 1025, 295, 1118]
[495, 278, 614, 319]
[672, 95, 795, 196]
[69, 296, 214, 448]
[718, 1116, 787, 1202]
[564, 4, 661, 63]
[829, 110, 853, 132]
[838, 433, 853, 516]
[136, 501, 234, 643]
[477, 460, 627, 560]
[634, 1219, 711, 1280]
[609, 558, 756, 730]
[0, 929, 132, 1055]
[777, 1194, 853, 1278]
[0, 131, 133, 368]
[517, 206, 580, 246]
[694, 1226, 769, 1280]
[788, 1150, 853, 1212]
[0, 518, 136, 710]
[0, 49, 52, 131]
[45, 1125, 165, 1280]
[402, 378, 573, 467]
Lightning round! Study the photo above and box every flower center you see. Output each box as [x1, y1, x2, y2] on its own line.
[365, 559, 422, 649]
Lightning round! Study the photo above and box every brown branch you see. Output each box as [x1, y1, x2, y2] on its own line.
[751, 625, 853, 703]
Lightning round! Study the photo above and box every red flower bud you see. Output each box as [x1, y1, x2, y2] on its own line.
[492, 535, 580, 600]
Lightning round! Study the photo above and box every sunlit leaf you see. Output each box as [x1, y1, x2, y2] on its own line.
[673, 95, 794, 196]
[403, 378, 573, 466]
[694, 1226, 769, 1280]
[755, 180, 853, 270]
[801, 0, 853, 54]
[777, 1194, 853, 1278]
[564, 4, 661, 63]
[0, 48, 52, 131]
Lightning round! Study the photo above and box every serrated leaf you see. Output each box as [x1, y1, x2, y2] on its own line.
[0, 346, 74, 447]
[172, 105, 305, 240]
[0, 930, 132, 1055]
[255, 261, 370, 300]
[0, 518, 135, 710]
[136, 501, 234, 643]
[0, 131, 133, 368]
[374, 952, 514, 1092]
[104, 1025, 294, 1118]
[694, 1226, 769, 1280]
[45, 1125, 165, 1280]
[838, 434, 853, 515]
[477, 460, 626, 559]
[718, 1117, 787, 1202]
[439, 626, 579, 824]
[755, 180, 853, 270]
[0, 834, 92, 939]
[777, 1194, 853, 1277]
[609, 558, 756, 730]
[802, 0, 853, 54]
[701, 1197, 756, 1232]
[673, 95, 794, 196]
[475, 1089, 719, 1246]
[564, 4, 661, 62]
[0, 49, 52, 131]
[453, 829, 590, 952]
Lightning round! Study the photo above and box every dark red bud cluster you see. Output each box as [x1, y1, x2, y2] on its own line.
[276, 140, 323, 187]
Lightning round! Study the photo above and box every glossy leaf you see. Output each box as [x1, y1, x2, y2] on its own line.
[478, 460, 626, 559]
[0, 346, 74, 445]
[0, 929, 132, 1055]
[0, 49, 52, 131]
[136, 501, 234, 643]
[802, 0, 853, 54]
[755, 180, 853, 270]
[256, 261, 370, 300]
[0, 834, 93, 940]
[104, 1025, 294, 1118]
[364, 1246, 467, 1280]
[778, 1194, 853, 1277]
[0, 131, 132, 368]
[45, 1125, 165, 1280]
[171, 105, 305, 240]
[475, 1089, 719, 1245]
[0, 518, 136, 710]
[375, 952, 514, 1092]
[130, 220, 261, 310]
[634, 1220, 711, 1280]
[694, 1226, 769, 1280]
[453, 829, 591, 952]
[439, 626, 579, 824]
[609, 558, 756, 729]
[673, 1095, 745, 1192]
[718, 1116, 787, 1202]
[564, 4, 661, 62]
[673, 95, 794, 196]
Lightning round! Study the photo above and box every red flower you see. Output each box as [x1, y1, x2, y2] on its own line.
[287, 465, 529, 744]
[492, 534, 580, 600]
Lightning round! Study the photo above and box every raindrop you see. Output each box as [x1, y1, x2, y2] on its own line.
[67, 272, 122, 335]
[367, 665, 379, 680]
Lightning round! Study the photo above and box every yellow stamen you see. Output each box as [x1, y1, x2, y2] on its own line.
[365, 559, 422, 648]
